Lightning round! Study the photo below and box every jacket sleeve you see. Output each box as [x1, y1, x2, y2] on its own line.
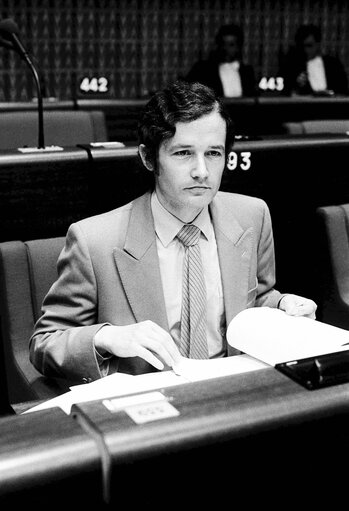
[254, 201, 284, 309]
[29, 223, 109, 384]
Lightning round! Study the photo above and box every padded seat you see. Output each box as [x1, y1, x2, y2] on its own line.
[283, 119, 349, 135]
[0, 109, 108, 149]
[316, 204, 349, 330]
[0, 237, 70, 405]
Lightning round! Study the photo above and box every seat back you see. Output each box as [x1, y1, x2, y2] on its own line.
[0, 237, 69, 404]
[283, 119, 349, 135]
[0, 110, 108, 149]
[316, 204, 349, 330]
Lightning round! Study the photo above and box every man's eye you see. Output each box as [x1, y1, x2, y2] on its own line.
[174, 150, 190, 156]
[207, 150, 223, 157]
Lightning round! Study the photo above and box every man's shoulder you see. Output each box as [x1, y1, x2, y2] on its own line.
[70, 192, 150, 238]
[76, 202, 133, 230]
[215, 190, 266, 209]
[322, 54, 344, 68]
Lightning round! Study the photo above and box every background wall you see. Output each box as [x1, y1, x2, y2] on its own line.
[0, 0, 348, 101]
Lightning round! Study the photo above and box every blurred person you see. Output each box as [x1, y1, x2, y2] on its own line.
[30, 80, 316, 385]
[280, 23, 348, 96]
[185, 23, 257, 97]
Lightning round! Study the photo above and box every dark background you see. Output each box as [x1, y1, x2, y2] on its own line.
[1, 0, 349, 101]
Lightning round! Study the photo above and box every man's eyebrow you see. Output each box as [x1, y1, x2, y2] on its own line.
[168, 143, 193, 150]
[168, 143, 225, 150]
[210, 144, 225, 150]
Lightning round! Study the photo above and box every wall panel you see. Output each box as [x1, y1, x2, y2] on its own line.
[0, 0, 348, 100]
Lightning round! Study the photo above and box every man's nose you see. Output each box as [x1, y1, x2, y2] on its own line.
[192, 155, 208, 179]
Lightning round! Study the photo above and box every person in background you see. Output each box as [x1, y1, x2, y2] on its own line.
[280, 23, 348, 96]
[185, 23, 257, 98]
[29, 80, 316, 385]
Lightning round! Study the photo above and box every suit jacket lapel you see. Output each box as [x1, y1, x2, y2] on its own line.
[113, 192, 169, 331]
[113, 192, 253, 339]
[210, 197, 253, 326]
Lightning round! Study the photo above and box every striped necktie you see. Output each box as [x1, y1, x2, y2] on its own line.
[177, 224, 209, 359]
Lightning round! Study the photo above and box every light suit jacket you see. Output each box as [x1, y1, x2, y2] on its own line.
[30, 191, 283, 384]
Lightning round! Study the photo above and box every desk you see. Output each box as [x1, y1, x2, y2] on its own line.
[0, 407, 103, 505]
[71, 367, 349, 506]
[2, 96, 349, 142]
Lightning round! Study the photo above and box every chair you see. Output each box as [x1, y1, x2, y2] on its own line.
[0, 237, 70, 406]
[316, 204, 349, 330]
[283, 119, 349, 135]
[0, 109, 108, 149]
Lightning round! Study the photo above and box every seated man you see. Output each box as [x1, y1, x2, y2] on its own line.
[185, 23, 257, 98]
[30, 80, 316, 385]
[280, 23, 348, 96]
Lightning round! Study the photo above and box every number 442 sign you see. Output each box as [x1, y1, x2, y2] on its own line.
[79, 76, 109, 96]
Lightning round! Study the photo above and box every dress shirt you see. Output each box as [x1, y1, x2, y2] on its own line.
[151, 191, 226, 358]
[307, 56, 327, 92]
[218, 60, 243, 97]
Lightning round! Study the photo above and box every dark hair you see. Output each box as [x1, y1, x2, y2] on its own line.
[295, 24, 322, 45]
[138, 80, 234, 170]
[215, 23, 244, 47]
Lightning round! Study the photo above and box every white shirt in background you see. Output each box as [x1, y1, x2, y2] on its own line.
[307, 56, 327, 91]
[219, 61, 243, 97]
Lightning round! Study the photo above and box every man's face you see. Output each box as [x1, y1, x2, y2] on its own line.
[154, 109, 227, 223]
[219, 34, 240, 62]
[302, 35, 320, 60]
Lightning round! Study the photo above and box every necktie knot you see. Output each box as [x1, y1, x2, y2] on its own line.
[177, 224, 201, 246]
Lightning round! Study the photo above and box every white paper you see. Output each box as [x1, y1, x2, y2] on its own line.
[173, 353, 268, 381]
[227, 307, 349, 366]
[23, 353, 267, 415]
[23, 371, 187, 415]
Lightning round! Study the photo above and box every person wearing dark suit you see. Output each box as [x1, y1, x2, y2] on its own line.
[29, 80, 316, 385]
[185, 24, 257, 97]
[280, 24, 348, 96]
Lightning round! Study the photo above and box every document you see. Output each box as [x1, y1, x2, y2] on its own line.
[23, 353, 267, 415]
[172, 353, 268, 381]
[227, 307, 349, 366]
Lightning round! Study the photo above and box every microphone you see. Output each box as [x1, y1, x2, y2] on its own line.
[0, 18, 45, 148]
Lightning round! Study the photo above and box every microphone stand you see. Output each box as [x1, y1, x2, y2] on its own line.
[12, 34, 45, 149]
[25, 56, 45, 149]
[0, 19, 45, 149]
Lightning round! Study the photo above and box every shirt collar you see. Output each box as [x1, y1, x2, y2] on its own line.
[151, 191, 213, 247]
[308, 55, 322, 66]
[220, 60, 240, 71]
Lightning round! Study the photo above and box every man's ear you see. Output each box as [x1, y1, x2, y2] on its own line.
[138, 144, 154, 171]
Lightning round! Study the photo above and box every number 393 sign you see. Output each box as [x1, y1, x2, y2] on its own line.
[227, 151, 252, 171]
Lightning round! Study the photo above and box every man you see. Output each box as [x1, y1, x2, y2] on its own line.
[185, 24, 257, 97]
[280, 24, 348, 96]
[30, 80, 316, 384]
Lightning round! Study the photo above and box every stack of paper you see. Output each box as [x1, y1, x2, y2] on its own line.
[226, 307, 349, 366]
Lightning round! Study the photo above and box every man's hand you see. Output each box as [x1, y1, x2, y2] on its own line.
[278, 294, 317, 320]
[94, 321, 181, 370]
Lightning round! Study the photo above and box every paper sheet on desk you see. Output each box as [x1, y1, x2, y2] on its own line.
[22, 371, 187, 415]
[23, 354, 267, 415]
[227, 307, 349, 366]
[172, 353, 268, 381]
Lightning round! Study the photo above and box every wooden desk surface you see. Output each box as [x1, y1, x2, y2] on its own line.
[72, 367, 349, 461]
[0, 407, 102, 504]
[72, 367, 349, 506]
